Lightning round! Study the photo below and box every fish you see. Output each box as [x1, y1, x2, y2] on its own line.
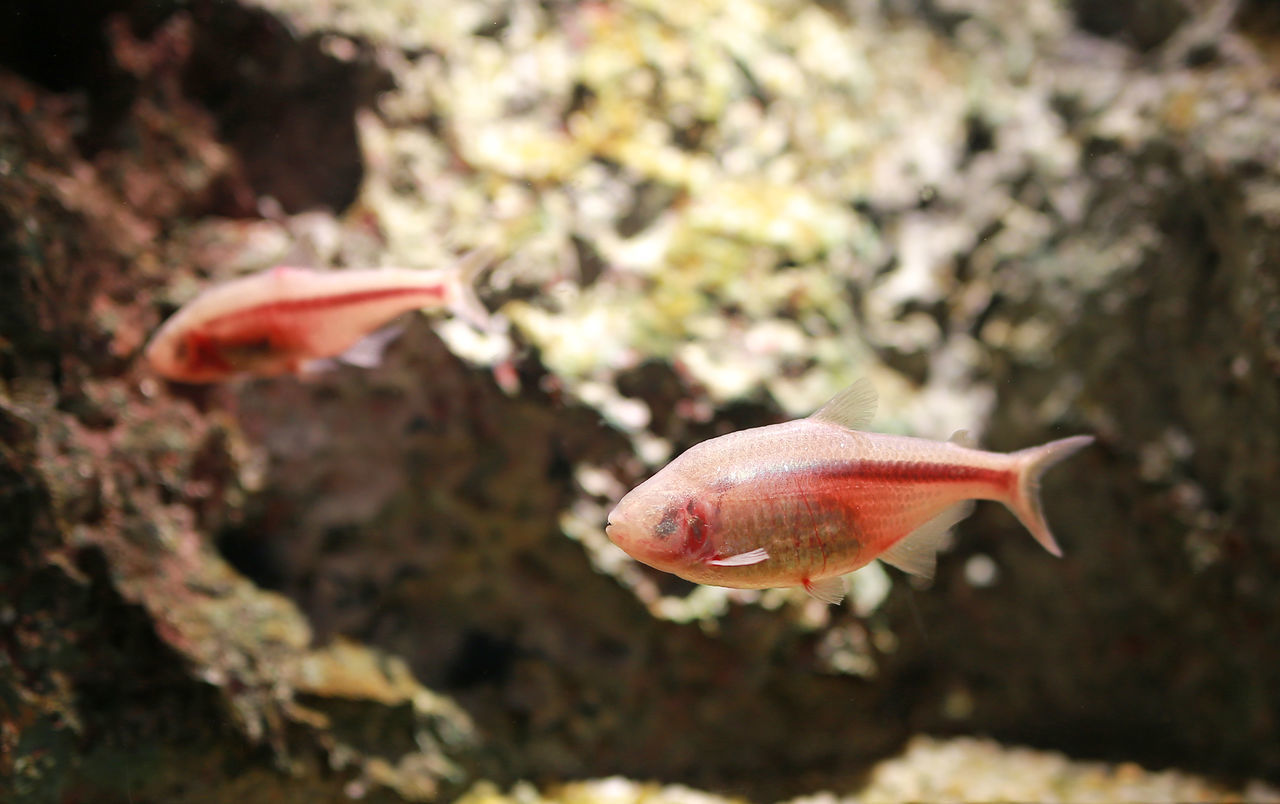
[605, 379, 1093, 604]
[144, 252, 490, 383]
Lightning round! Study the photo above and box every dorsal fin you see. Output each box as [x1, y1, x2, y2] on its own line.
[949, 429, 975, 448]
[809, 378, 878, 431]
[877, 500, 975, 579]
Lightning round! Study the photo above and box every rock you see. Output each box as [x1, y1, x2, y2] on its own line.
[3, 0, 1279, 799]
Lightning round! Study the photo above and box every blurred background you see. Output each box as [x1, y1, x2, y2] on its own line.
[2, 0, 1279, 801]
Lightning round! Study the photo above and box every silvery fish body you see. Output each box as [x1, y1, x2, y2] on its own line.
[145, 253, 488, 383]
[605, 380, 1092, 604]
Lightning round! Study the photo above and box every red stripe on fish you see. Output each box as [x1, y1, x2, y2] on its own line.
[812, 460, 1013, 492]
[213, 285, 445, 327]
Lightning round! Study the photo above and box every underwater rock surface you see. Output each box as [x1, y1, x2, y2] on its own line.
[3, 0, 1280, 801]
[460, 737, 1280, 804]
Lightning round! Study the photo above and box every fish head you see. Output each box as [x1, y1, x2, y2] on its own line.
[146, 319, 290, 383]
[606, 470, 718, 574]
[144, 323, 232, 383]
[144, 322, 201, 382]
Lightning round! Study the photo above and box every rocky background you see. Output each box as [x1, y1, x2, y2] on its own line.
[3, 0, 1280, 801]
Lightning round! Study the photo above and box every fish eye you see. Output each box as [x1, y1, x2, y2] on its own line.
[655, 508, 678, 539]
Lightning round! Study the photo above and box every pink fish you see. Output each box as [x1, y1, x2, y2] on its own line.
[605, 379, 1093, 604]
[145, 253, 489, 383]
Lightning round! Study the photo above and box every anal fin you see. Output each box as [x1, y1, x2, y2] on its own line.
[878, 500, 976, 579]
[803, 576, 846, 605]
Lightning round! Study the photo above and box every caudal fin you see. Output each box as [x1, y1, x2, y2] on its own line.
[447, 247, 496, 330]
[1008, 435, 1094, 556]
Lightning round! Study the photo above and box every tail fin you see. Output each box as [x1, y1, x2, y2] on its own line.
[1008, 435, 1094, 556]
[447, 247, 496, 330]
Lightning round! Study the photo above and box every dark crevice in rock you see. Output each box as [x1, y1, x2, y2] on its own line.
[0, 0, 172, 154]
[443, 630, 522, 689]
[182, 1, 394, 213]
[0, 0, 394, 214]
[1072, 0, 1191, 50]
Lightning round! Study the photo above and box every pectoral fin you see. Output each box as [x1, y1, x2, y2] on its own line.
[707, 548, 770, 567]
[878, 500, 975, 579]
[336, 324, 406, 368]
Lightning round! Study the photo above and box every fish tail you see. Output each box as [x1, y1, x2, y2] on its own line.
[1007, 435, 1095, 556]
[448, 248, 496, 329]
